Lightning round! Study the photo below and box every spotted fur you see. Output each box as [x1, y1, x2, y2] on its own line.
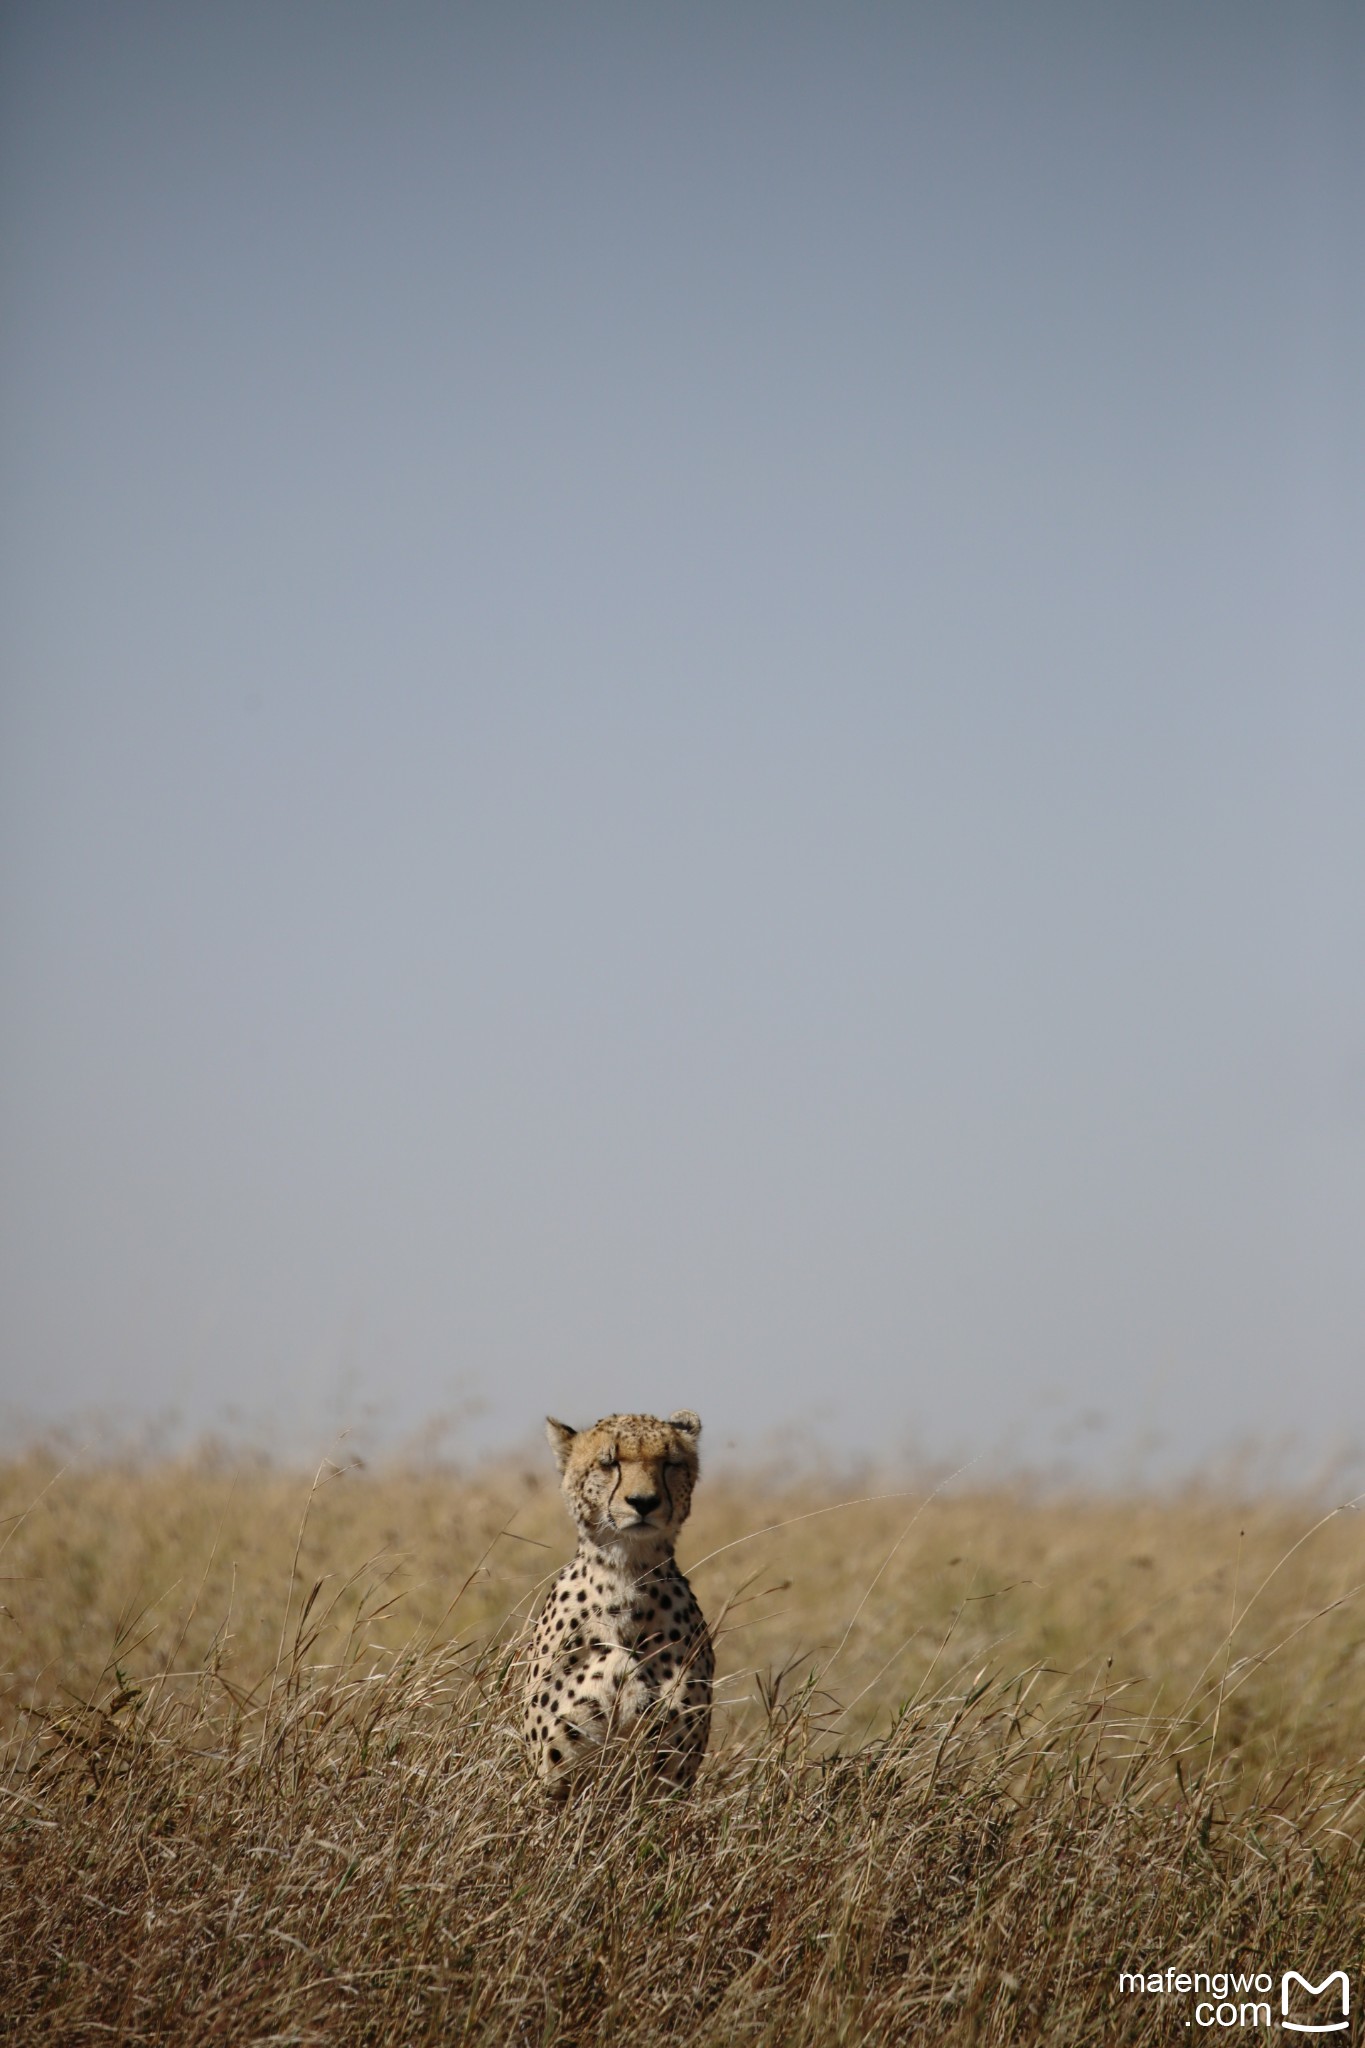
[522, 1409, 713, 1799]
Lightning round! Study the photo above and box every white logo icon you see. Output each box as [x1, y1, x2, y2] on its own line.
[1282, 1970, 1349, 2034]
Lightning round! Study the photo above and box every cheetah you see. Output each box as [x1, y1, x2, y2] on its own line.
[522, 1409, 714, 1799]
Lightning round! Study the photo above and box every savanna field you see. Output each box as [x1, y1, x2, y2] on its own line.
[2, 1440, 1363, 2045]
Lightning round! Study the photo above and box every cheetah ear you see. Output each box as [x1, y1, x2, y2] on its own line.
[669, 1410, 701, 1440]
[545, 1417, 577, 1470]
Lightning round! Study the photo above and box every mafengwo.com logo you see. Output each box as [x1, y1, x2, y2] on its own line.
[1118, 1965, 1350, 2032]
[1282, 1973, 1350, 2034]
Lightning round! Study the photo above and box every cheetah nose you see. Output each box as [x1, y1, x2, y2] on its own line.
[625, 1492, 661, 1518]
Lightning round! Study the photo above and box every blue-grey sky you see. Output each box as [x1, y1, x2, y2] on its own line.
[2, 3, 1362, 1474]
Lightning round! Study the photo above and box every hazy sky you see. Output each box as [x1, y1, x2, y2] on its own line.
[2, 2, 1362, 1475]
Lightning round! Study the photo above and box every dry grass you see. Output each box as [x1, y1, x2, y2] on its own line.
[1, 1441, 1363, 2044]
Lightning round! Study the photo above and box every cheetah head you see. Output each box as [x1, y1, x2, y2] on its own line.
[545, 1410, 702, 1553]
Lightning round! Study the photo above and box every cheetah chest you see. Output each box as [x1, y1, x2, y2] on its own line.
[522, 1556, 713, 1792]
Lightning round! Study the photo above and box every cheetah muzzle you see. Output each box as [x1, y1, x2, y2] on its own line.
[522, 1409, 714, 1799]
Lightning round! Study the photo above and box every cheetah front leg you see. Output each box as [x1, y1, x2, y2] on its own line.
[539, 1646, 654, 1798]
[650, 1659, 713, 1788]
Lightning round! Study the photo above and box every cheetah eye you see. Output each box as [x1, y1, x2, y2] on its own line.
[599, 1453, 618, 1471]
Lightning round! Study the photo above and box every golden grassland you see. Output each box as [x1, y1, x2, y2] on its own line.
[1, 1440, 1363, 2044]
